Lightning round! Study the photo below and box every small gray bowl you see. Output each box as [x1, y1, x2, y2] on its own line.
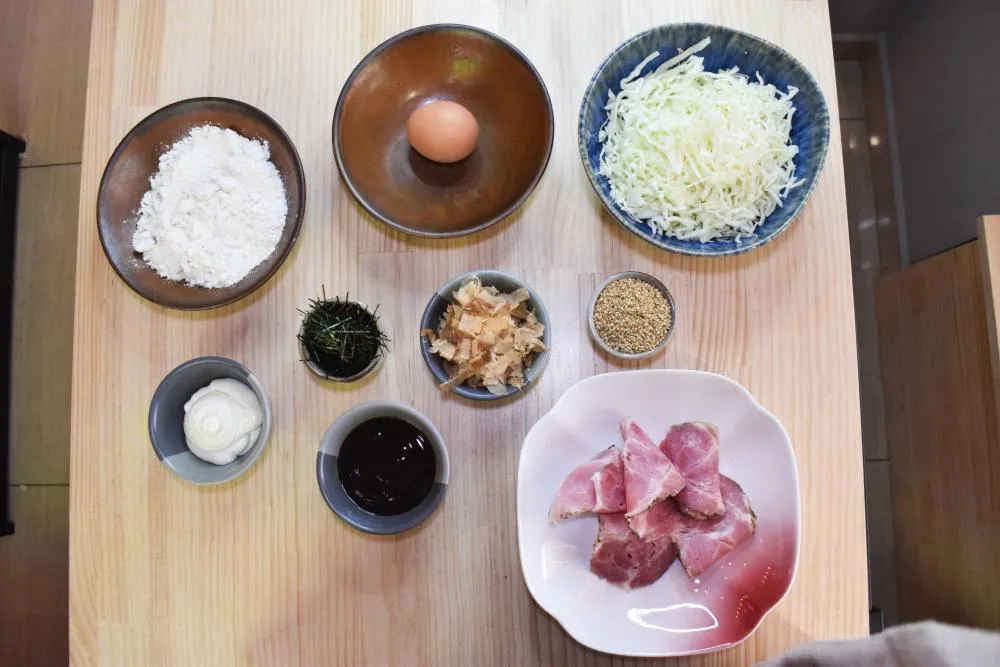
[587, 271, 676, 360]
[317, 401, 449, 535]
[419, 270, 551, 401]
[148, 356, 272, 485]
[297, 321, 384, 384]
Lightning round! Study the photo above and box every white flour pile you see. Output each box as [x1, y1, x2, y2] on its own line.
[132, 125, 288, 288]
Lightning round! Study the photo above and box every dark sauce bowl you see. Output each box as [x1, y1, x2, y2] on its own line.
[316, 401, 449, 535]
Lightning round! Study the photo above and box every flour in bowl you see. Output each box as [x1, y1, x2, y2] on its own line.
[132, 125, 288, 288]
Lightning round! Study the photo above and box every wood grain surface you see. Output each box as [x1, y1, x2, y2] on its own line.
[0, 0, 93, 165]
[0, 486, 70, 666]
[875, 241, 1000, 627]
[10, 165, 80, 485]
[69, 1, 868, 665]
[978, 215, 1000, 424]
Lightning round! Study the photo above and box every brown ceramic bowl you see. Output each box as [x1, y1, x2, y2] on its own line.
[97, 97, 306, 310]
[333, 24, 554, 237]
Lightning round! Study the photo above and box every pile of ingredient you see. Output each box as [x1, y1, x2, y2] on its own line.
[550, 419, 756, 589]
[598, 37, 804, 243]
[132, 125, 288, 288]
[592, 277, 671, 354]
[183, 378, 263, 466]
[422, 278, 546, 395]
[298, 292, 390, 379]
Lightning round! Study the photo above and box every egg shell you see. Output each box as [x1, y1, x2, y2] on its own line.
[406, 100, 479, 163]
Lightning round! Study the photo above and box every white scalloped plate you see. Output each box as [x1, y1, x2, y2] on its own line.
[517, 370, 800, 657]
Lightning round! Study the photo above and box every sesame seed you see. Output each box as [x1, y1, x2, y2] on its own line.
[592, 278, 672, 354]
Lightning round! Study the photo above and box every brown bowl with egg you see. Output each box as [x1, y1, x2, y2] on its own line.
[98, 97, 305, 310]
[332, 24, 554, 238]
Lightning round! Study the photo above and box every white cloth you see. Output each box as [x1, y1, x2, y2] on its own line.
[763, 622, 1000, 667]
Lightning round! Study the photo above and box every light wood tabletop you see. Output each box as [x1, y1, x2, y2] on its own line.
[69, 1, 868, 665]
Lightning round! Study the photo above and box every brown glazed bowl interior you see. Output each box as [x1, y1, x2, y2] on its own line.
[333, 24, 554, 237]
[98, 97, 306, 310]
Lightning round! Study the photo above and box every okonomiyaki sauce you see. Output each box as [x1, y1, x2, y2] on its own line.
[338, 417, 436, 516]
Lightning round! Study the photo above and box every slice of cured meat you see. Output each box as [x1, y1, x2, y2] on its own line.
[592, 447, 625, 513]
[621, 418, 686, 516]
[629, 475, 756, 578]
[549, 446, 620, 521]
[590, 512, 678, 589]
[659, 422, 725, 519]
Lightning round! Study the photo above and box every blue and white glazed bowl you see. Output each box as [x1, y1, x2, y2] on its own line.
[578, 23, 830, 257]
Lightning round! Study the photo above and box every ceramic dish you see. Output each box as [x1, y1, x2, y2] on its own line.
[333, 24, 554, 237]
[517, 369, 800, 657]
[578, 23, 830, 257]
[297, 299, 385, 384]
[316, 401, 449, 535]
[419, 270, 551, 401]
[98, 97, 306, 309]
[148, 356, 272, 485]
[587, 271, 676, 360]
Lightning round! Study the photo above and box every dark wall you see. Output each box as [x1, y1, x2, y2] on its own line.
[830, 0, 909, 32]
[887, 0, 1000, 262]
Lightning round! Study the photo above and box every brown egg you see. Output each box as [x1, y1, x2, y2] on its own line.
[406, 100, 479, 163]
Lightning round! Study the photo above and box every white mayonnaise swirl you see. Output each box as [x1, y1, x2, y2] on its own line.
[183, 378, 263, 465]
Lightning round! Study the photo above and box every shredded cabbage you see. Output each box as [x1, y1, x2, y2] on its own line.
[597, 37, 805, 243]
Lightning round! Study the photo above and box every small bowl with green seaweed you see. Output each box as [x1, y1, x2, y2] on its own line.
[298, 292, 390, 383]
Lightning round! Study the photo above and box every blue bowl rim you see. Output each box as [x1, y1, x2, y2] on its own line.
[419, 269, 551, 401]
[332, 23, 556, 239]
[577, 22, 831, 258]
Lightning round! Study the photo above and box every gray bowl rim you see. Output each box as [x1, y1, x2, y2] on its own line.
[147, 355, 273, 486]
[331, 23, 555, 239]
[576, 22, 831, 257]
[419, 269, 551, 400]
[316, 400, 450, 535]
[587, 271, 676, 360]
[97, 96, 307, 309]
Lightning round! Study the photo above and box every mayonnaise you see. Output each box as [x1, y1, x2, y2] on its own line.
[183, 378, 263, 465]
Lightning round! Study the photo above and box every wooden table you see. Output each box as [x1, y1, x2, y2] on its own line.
[69, 1, 868, 664]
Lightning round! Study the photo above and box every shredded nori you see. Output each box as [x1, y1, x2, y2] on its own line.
[298, 290, 389, 378]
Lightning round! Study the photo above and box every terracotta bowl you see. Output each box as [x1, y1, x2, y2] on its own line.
[98, 97, 306, 310]
[333, 24, 554, 237]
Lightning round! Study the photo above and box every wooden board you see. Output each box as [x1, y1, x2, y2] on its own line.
[0, 485, 69, 666]
[0, 0, 93, 165]
[69, 1, 868, 665]
[10, 165, 80, 485]
[978, 215, 1000, 424]
[875, 241, 1000, 627]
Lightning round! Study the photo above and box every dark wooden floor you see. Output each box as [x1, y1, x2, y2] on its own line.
[0, 0, 91, 664]
[835, 39, 903, 628]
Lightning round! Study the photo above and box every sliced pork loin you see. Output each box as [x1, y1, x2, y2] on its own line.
[590, 512, 678, 589]
[659, 422, 725, 519]
[626, 496, 685, 542]
[549, 446, 621, 521]
[630, 475, 756, 578]
[621, 418, 686, 517]
[592, 447, 625, 513]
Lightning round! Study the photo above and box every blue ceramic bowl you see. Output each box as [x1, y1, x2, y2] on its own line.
[578, 23, 831, 257]
[420, 270, 551, 401]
